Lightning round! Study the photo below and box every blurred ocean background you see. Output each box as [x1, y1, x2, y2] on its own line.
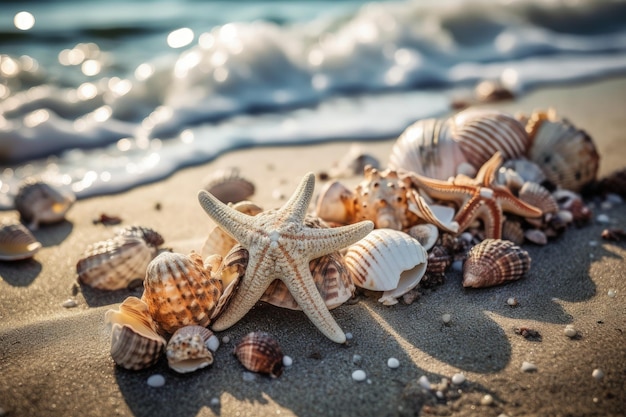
[1, 0, 626, 207]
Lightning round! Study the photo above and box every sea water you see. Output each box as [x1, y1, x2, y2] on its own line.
[1, 0, 626, 207]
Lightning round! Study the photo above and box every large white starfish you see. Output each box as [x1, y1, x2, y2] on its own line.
[198, 172, 374, 343]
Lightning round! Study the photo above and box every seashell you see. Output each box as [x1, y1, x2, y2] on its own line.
[388, 118, 467, 180]
[201, 201, 263, 258]
[211, 244, 248, 321]
[104, 296, 166, 370]
[0, 220, 42, 261]
[524, 229, 548, 245]
[203, 167, 255, 204]
[76, 235, 158, 290]
[596, 168, 626, 198]
[474, 79, 515, 103]
[233, 332, 284, 378]
[422, 244, 452, 288]
[449, 109, 530, 169]
[115, 225, 164, 248]
[462, 239, 531, 288]
[518, 182, 558, 216]
[314, 180, 356, 225]
[14, 179, 75, 230]
[526, 108, 600, 192]
[344, 228, 428, 305]
[142, 251, 223, 334]
[405, 223, 439, 251]
[501, 219, 525, 246]
[502, 158, 547, 186]
[329, 144, 381, 178]
[552, 189, 592, 226]
[166, 325, 216, 374]
[496, 167, 525, 193]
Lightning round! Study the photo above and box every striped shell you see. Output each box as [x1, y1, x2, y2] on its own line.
[104, 296, 166, 370]
[501, 220, 525, 246]
[76, 235, 158, 290]
[0, 220, 42, 261]
[115, 225, 164, 248]
[142, 251, 223, 335]
[203, 167, 255, 204]
[201, 201, 263, 258]
[234, 332, 284, 378]
[462, 239, 531, 288]
[166, 325, 217, 374]
[344, 228, 428, 305]
[14, 179, 75, 230]
[518, 182, 558, 216]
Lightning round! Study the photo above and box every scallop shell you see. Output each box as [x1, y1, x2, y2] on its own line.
[104, 296, 166, 370]
[76, 235, 158, 290]
[115, 225, 164, 248]
[166, 325, 216, 374]
[14, 179, 76, 230]
[462, 239, 531, 288]
[203, 167, 255, 204]
[233, 332, 284, 378]
[201, 201, 263, 258]
[142, 251, 223, 334]
[388, 118, 467, 180]
[526, 109, 600, 192]
[501, 220, 525, 246]
[518, 182, 558, 215]
[344, 228, 428, 305]
[314, 180, 356, 225]
[0, 220, 42, 261]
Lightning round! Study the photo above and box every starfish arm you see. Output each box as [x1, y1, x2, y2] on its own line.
[198, 190, 256, 245]
[475, 152, 503, 186]
[495, 188, 543, 218]
[480, 199, 503, 239]
[279, 172, 316, 225]
[407, 192, 459, 234]
[300, 220, 374, 260]
[407, 173, 472, 207]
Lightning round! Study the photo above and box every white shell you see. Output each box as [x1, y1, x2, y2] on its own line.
[166, 325, 215, 374]
[314, 180, 356, 225]
[344, 229, 428, 305]
[0, 220, 42, 261]
[405, 223, 438, 251]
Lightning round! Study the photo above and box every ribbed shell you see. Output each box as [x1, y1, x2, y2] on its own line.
[104, 296, 166, 370]
[203, 167, 255, 204]
[501, 220, 525, 246]
[201, 201, 263, 258]
[116, 225, 164, 248]
[14, 179, 75, 230]
[425, 245, 452, 276]
[76, 235, 157, 290]
[462, 239, 531, 288]
[233, 332, 284, 378]
[166, 325, 215, 374]
[211, 244, 249, 321]
[344, 228, 428, 305]
[142, 251, 223, 334]
[388, 118, 467, 180]
[0, 220, 42, 261]
[314, 180, 356, 225]
[518, 182, 558, 215]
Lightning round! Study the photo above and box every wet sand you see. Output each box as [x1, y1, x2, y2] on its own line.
[1, 77, 625, 417]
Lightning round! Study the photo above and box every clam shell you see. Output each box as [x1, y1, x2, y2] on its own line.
[314, 180, 356, 225]
[201, 201, 263, 258]
[233, 332, 284, 378]
[14, 179, 75, 230]
[104, 296, 166, 370]
[115, 225, 164, 248]
[526, 109, 600, 192]
[518, 182, 558, 215]
[388, 118, 467, 180]
[211, 244, 249, 321]
[76, 235, 157, 290]
[166, 325, 216, 374]
[203, 167, 255, 204]
[0, 220, 42, 261]
[462, 239, 531, 288]
[501, 220, 525, 246]
[142, 251, 223, 334]
[344, 228, 428, 305]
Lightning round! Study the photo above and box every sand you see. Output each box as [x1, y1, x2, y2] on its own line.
[1, 77, 625, 417]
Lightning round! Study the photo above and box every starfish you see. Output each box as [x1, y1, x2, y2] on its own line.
[407, 152, 542, 239]
[198, 172, 374, 343]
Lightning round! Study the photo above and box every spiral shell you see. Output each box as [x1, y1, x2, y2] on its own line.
[115, 225, 164, 248]
[142, 251, 223, 334]
[203, 167, 255, 204]
[76, 235, 158, 290]
[344, 228, 428, 305]
[14, 179, 75, 230]
[462, 239, 531, 288]
[0, 220, 42, 261]
[234, 332, 284, 378]
[166, 325, 217, 374]
[104, 296, 166, 370]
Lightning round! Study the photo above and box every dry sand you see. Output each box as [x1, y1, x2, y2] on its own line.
[1, 77, 625, 417]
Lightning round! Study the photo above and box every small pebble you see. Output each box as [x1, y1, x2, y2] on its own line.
[352, 370, 367, 382]
[592, 368, 604, 380]
[418, 375, 431, 390]
[607, 289, 617, 298]
[497, 414, 510, 417]
[441, 313, 452, 324]
[506, 297, 518, 306]
[480, 394, 494, 406]
[596, 214, 610, 224]
[210, 397, 220, 406]
[242, 371, 256, 382]
[387, 357, 400, 369]
[62, 299, 78, 308]
[588, 240, 598, 247]
[345, 332, 353, 340]
[564, 325, 577, 338]
[521, 361, 537, 372]
[147, 374, 165, 388]
[221, 335, 230, 344]
[435, 390, 445, 400]
[352, 354, 362, 365]
[283, 355, 293, 367]
[606, 193, 623, 205]
[272, 189, 285, 200]
[451, 260, 463, 272]
[207, 335, 220, 352]
[600, 201, 613, 210]
[451, 373, 466, 385]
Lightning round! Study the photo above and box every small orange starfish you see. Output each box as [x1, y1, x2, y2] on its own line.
[407, 152, 542, 239]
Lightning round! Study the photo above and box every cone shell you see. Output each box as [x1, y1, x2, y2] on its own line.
[203, 167, 255, 204]
[166, 325, 216, 374]
[201, 201, 263, 258]
[0, 220, 42, 261]
[142, 251, 223, 334]
[344, 228, 428, 305]
[104, 296, 166, 370]
[76, 235, 158, 290]
[14, 179, 75, 230]
[526, 109, 600, 192]
[388, 118, 467, 180]
[462, 239, 531, 288]
[314, 180, 356, 225]
[116, 225, 164, 248]
[234, 332, 284, 378]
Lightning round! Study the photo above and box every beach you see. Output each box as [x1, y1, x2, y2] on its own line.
[1, 77, 625, 417]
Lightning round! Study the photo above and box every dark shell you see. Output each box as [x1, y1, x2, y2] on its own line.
[233, 332, 284, 378]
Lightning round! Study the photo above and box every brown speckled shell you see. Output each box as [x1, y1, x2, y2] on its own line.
[166, 325, 215, 374]
[462, 239, 531, 288]
[233, 332, 284, 378]
[14, 179, 75, 230]
[0, 220, 42, 261]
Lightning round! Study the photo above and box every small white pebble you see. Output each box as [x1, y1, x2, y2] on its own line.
[147, 374, 165, 388]
[451, 260, 463, 272]
[352, 354, 362, 365]
[418, 375, 431, 390]
[282, 355, 293, 367]
[387, 357, 400, 369]
[507, 297, 518, 306]
[521, 361, 537, 372]
[210, 397, 220, 406]
[344, 332, 353, 340]
[62, 299, 78, 308]
[608, 289, 617, 298]
[207, 335, 220, 352]
[441, 313, 452, 324]
[435, 390, 445, 400]
[596, 214, 610, 224]
[352, 369, 367, 382]
[221, 335, 230, 344]
[480, 394, 494, 406]
[451, 373, 466, 385]
[459, 232, 473, 243]
[497, 414, 510, 417]
[592, 368, 604, 380]
[606, 193, 623, 205]
[272, 189, 285, 200]
[588, 240, 598, 247]
[600, 201, 613, 210]
[564, 326, 578, 338]
[242, 371, 256, 382]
